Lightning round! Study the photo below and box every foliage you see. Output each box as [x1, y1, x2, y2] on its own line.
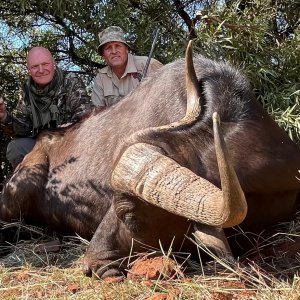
[193, 0, 300, 142]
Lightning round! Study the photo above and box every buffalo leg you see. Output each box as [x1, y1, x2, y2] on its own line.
[0, 148, 49, 221]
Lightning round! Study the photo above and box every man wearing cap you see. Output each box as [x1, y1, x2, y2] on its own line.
[91, 26, 163, 107]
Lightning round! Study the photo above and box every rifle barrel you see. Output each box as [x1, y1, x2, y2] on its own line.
[141, 28, 159, 81]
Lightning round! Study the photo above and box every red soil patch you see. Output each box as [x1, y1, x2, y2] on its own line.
[127, 256, 183, 281]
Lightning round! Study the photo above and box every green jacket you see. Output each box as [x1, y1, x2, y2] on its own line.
[1, 69, 91, 137]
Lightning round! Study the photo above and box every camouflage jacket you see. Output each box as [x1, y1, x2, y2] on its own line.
[1, 69, 91, 137]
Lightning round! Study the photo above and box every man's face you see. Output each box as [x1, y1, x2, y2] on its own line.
[102, 42, 129, 69]
[27, 49, 56, 86]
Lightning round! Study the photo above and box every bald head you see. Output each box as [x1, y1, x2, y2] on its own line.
[27, 47, 56, 86]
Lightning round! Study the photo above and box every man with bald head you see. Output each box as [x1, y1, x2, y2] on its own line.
[0, 47, 90, 169]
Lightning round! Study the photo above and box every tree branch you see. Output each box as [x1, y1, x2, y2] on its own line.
[172, 0, 197, 39]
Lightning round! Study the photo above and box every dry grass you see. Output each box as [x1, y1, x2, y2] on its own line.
[0, 216, 299, 300]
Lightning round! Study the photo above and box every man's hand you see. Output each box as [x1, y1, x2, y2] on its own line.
[0, 97, 8, 123]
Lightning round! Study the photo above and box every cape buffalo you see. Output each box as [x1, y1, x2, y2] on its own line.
[1, 42, 299, 279]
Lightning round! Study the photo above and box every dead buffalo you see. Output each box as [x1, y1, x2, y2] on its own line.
[1, 42, 299, 279]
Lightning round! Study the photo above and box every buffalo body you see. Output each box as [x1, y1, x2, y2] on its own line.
[1, 46, 299, 278]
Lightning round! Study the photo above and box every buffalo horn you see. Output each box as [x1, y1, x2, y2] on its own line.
[212, 112, 248, 227]
[185, 39, 201, 120]
[151, 39, 201, 132]
[111, 113, 247, 228]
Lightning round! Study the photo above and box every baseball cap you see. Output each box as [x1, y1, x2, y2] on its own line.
[97, 26, 130, 54]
